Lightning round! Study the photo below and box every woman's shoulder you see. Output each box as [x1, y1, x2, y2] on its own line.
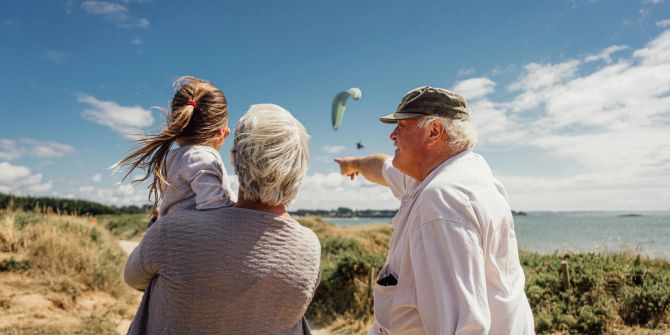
[225, 208, 320, 248]
[284, 217, 321, 247]
[274, 217, 322, 270]
[269, 215, 320, 245]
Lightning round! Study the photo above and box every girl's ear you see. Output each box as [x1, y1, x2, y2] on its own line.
[222, 127, 231, 138]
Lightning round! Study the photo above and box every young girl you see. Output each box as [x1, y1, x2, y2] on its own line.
[117, 76, 235, 222]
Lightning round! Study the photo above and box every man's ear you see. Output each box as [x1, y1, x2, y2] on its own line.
[427, 121, 446, 146]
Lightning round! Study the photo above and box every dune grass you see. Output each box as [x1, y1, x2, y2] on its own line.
[0, 209, 139, 334]
[95, 213, 148, 241]
[523, 251, 670, 334]
[299, 216, 391, 333]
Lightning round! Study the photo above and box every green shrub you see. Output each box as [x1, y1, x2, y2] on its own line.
[308, 236, 385, 326]
[96, 213, 148, 240]
[619, 282, 670, 327]
[0, 257, 31, 272]
[524, 252, 670, 334]
[573, 305, 608, 335]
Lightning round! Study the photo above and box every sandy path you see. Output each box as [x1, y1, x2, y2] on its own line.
[118, 240, 139, 255]
[117, 240, 141, 334]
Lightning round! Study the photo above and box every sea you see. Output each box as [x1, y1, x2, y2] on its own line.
[325, 211, 670, 260]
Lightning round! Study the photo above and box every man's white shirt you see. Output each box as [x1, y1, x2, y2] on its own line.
[369, 151, 535, 335]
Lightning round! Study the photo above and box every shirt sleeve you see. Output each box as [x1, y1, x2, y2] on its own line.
[185, 152, 235, 209]
[409, 219, 491, 335]
[367, 320, 384, 335]
[381, 158, 415, 199]
[124, 222, 164, 290]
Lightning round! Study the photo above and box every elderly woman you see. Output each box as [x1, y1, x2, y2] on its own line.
[124, 104, 321, 334]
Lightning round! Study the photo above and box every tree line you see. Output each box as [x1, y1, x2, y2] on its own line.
[0, 193, 150, 216]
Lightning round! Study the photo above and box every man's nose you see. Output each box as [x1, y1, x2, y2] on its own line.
[390, 126, 398, 141]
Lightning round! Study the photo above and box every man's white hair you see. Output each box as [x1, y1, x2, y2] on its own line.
[417, 115, 478, 150]
[232, 104, 309, 206]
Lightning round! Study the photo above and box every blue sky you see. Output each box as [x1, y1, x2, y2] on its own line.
[1, 0, 669, 211]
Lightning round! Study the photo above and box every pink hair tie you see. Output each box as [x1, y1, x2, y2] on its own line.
[187, 99, 198, 109]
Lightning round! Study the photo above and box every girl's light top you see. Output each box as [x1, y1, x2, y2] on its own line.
[158, 145, 235, 218]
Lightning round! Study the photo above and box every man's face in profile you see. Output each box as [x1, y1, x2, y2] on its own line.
[390, 118, 429, 178]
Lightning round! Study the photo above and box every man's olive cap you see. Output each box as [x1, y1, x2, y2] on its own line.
[380, 86, 469, 123]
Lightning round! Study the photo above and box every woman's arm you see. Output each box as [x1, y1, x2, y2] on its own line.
[124, 223, 163, 290]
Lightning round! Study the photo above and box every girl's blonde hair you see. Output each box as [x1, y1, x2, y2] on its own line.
[117, 76, 229, 208]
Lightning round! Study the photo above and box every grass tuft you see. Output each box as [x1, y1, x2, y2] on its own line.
[0, 209, 139, 333]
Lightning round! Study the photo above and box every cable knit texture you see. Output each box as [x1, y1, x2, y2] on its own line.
[125, 207, 321, 335]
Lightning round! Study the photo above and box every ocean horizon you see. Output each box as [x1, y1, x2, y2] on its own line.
[321, 211, 670, 260]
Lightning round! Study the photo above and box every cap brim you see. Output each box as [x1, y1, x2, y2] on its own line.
[379, 112, 425, 124]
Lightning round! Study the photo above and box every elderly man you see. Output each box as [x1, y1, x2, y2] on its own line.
[335, 86, 534, 334]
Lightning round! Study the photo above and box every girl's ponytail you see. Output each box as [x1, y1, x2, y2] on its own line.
[167, 104, 196, 135]
[116, 76, 228, 209]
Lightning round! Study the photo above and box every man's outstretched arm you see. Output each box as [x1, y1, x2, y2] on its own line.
[334, 154, 390, 186]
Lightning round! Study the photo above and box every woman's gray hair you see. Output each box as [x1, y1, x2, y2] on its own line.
[232, 104, 309, 206]
[417, 115, 478, 150]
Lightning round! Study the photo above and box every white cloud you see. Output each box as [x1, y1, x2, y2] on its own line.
[0, 139, 21, 160]
[471, 29, 670, 210]
[452, 77, 496, 100]
[124, 18, 150, 29]
[0, 162, 53, 194]
[22, 139, 75, 158]
[78, 93, 154, 139]
[507, 59, 583, 113]
[291, 172, 399, 210]
[132, 36, 143, 45]
[643, 0, 664, 4]
[498, 172, 669, 211]
[584, 45, 628, 63]
[321, 145, 347, 154]
[490, 64, 517, 76]
[457, 68, 475, 77]
[469, 100, 525, 145]
[71, 183, 148, 206]
[633, 30, 670, 65]
[81, 1, 150, 29]
[82, 1, 127, 16]
[228, 174, 239, 197]
[92, 173, 102, 183]
[508, 60, 581, 92]
[44, 50, 69, 63]
[0, 138, 74, 160]
[657, 19, 670, 28]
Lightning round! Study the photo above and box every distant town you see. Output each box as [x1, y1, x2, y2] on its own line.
[290, 207, 397, 218]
